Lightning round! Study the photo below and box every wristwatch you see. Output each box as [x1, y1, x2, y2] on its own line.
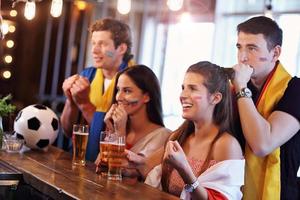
[184, 180, 199, 193]
[236, 87, 252, 99]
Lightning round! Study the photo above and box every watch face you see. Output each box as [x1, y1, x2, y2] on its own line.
[244, 88, 252, 97]
[184, 184, 193, 192]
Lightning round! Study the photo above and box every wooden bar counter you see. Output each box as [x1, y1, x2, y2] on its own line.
[0, 146, 178, 200]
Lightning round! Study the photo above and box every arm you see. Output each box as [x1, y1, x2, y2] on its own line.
[233, 64, 300, 156]
[61, 74, 80, 137]
[61, 99, 79, 137]
[70, 75, 96, 124]
[237, 99, 300, 156]
[164, 141, 208, 200]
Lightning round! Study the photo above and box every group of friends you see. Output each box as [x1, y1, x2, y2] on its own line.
[60, 16, 300, 200]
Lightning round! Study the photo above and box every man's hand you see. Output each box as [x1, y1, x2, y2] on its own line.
[70, 76, 91, 106]
[232, 63, 253, 90]
[62, 74, 79, 102]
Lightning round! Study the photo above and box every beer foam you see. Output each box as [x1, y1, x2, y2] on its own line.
[73, 131, 88, 136]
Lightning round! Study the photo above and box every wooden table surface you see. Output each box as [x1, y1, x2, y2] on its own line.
[0, 146, 178, 200]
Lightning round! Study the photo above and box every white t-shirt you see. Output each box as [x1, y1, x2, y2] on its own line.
[104, 78, 112, 92]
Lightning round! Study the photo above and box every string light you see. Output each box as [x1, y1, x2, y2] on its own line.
[50, 0, 63, 18]
[12, 0, 64, 19]
[10, 10, 18, 17]
[4, 55, 13, 64]
[8, 25, 16, 33]
[117, 0, 131, 15]
[6, 40, 15, 48]
[3, 70, 12, 79]
[24, 1, 36, 20]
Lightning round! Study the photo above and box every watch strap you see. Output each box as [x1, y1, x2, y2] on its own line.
[184, 179, 199, 193]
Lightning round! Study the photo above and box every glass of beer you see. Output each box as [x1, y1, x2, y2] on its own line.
[72, 124, 89, 166]
[98, 131, 113, 176]
[108, 136, 125, 180]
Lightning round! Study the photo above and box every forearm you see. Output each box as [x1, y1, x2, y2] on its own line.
[61, 99, 79, 137]
[178, 164, 208, 200]
[77, 102, 96, 124]
[237, 98, 272, 156]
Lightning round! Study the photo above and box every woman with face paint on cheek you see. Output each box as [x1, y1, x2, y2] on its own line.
[144, 61, 245, 200]
[95, 65, 171, 179]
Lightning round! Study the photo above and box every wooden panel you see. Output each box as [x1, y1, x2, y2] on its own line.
[0, 146, 178, 200]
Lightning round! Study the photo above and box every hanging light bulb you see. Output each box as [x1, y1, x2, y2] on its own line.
[264, 0, 274, 19]
[0, 0, 3, 39]
[1, 21, 9, 35]
[50, 0, 63, 18]
[117, 0, 131, 15]
[167, 0, 184, 11]
[180, 12, 192, 23]
[24, 1, 36, 20]
[75, 0, 87, 10]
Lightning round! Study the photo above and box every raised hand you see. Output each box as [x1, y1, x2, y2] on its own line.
[62, 74, 79, 102]
[163, 141, 189, 172]
[232, 63, 254, 90]
[104, 104, 118, 132]
[70, 75, 91, 106]
[111, 104, 128, 136]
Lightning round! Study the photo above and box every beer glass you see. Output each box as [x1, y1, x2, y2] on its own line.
[72, 124, 89, 166]
[98, 131, 113, 176]
[108, 136, 125, 180]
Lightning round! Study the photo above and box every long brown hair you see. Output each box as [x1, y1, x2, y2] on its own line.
[113, 65, 164, 127]
[161, 61, 234, 192]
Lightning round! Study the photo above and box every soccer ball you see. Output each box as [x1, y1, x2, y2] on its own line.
[14, 104, 59, 150]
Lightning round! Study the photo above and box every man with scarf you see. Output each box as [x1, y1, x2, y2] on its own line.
[232, 16, 300, 200]
[61, 18, 134, 161]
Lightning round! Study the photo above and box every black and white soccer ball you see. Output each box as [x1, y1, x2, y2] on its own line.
[14, 104, 59, 150]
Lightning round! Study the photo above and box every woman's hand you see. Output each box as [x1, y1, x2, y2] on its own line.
[122, 150, 145, 178]
[111, 104, 128, 136]
[104, 104, 117, 132]
[163, 141, 189, 172]
[125, 149, 146, 166]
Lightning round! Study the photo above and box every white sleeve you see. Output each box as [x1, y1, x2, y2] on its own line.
[180, 159, 245, 200]
[144, 164, 163, 190]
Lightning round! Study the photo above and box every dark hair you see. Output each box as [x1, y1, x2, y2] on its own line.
[161, 61, 234, 192]
[237, 16, 282, 51]
[113, 65, 164, 127]
[89, 18, 132, 61]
